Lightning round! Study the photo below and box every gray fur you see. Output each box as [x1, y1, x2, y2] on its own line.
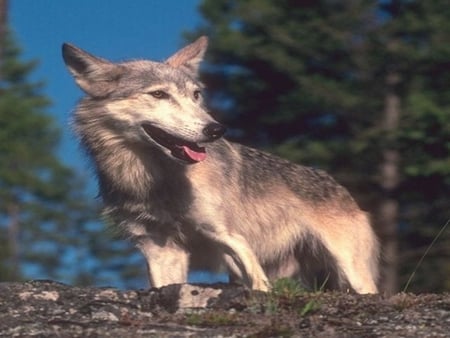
[62, 37, 379, 293]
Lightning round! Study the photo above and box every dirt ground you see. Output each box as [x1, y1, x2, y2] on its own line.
[1, 280, 448, 337]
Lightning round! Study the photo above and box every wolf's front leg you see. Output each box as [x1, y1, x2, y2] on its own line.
[136, 237, 189, 288]
[197, 224, 270, 292]
[224, 234, 270, 291]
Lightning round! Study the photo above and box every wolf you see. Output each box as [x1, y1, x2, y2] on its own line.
[62, 36, 379, 293]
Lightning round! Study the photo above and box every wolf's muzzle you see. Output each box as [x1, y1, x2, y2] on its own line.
[203, 123, 226, 141]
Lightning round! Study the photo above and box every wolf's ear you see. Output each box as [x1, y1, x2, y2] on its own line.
[165, 36, 208, 75]
[62, 43, 124, 97]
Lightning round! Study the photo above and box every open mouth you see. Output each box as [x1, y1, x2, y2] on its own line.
[141, 123, 206, 163]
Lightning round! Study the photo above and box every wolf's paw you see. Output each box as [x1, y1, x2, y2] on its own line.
[252, 278, 271, 292]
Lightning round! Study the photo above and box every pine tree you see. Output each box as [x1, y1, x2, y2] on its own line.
[0, 31, 84, 280]
[0, 27, 149, 287]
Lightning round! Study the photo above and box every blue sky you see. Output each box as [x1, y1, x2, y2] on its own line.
[10, 0, 201, 187]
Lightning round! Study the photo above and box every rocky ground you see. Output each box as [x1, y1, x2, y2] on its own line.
[0, 280, 449, 337]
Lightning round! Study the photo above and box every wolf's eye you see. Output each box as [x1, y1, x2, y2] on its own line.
[148, 90, 169, 99]
[193, 90, 201, 100]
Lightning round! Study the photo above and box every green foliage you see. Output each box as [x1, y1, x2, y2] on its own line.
[246, 285, 323, 320]
[270, 278, 305, 300]
[190, 0, 450, 292]
[262, 278, 305, 314]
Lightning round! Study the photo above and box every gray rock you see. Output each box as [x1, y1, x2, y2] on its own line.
[0, 280, 448, 337]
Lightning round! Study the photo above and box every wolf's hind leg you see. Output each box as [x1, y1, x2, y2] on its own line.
[136, 237, 189, 288]
[320, 214, 379, 294]
[330, 238, 378, 294]
[339, 257, 378, 294]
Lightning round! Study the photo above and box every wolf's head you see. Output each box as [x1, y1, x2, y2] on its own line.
[62, 37, 226, 164]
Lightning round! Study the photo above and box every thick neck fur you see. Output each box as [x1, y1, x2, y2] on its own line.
[74, 102, 193, 221]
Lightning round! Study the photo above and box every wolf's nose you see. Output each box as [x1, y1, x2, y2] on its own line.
[203, 123, 226, 140]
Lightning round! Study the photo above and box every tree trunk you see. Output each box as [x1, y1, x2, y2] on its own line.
[379, 72, 401, 295]
[7, 202, 20, 280]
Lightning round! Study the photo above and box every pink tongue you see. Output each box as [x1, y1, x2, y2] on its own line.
[182, 145, 206, 162]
